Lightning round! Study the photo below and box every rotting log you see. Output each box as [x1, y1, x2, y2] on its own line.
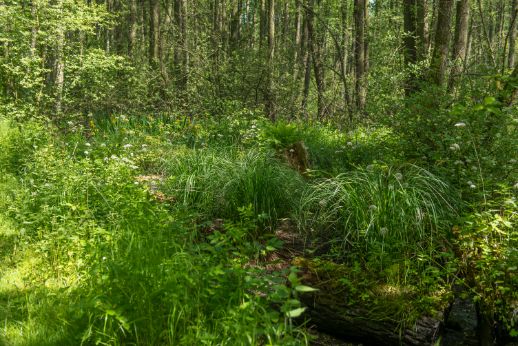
[300, 293, 442, 346]
[293, 258, 444, 346]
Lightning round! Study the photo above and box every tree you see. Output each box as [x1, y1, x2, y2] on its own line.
[403, 0, 418, 95]
[448, 0, 470, 90]
[430, 0, 454, 86]
[354, 0, 367, 113]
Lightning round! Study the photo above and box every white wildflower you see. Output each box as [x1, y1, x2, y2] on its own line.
[110, 154, 118, 160]
[84, 150, 90, 155]
[251, 125, 257, 129]
[101, 143, 107, 147]
[347, 141, 353, 146]
[513, 182, 518, 190]
[454, 122, 466, 128]
[394, 173, 403, 181]
[289, 148, 295, 153]
[509, 159, 517, 164]
[380, 227, 388, 236]
[85, 142, 91, 147]
[369, 205, 377, 211]
[469, 183, 476, 189]
[454, 160, 463, 165]
[449, 143, 460, 151]
[123, 143, 133, 149]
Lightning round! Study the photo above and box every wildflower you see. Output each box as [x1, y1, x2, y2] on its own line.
[449, 143, 460, 151]
[369, 205, 377, 211]
[290, 149, 295, 153]
[347, 141, 353, 146]
[123, 144, 133, 149]
[513, 182, 518, 190]
[85, 142, 91, 147]
[454, 160, 463, 165]
[84, 150, 90, 155]
[380, 227, 388, 236]
[510, 159, 517, 164]
[101, 143, 107, 147]
[102, 256, 107, 261]
[454, 122, 466, 128]
[251, 125, 257, 129]
[110, 154, 118, 160]
[394, 173, 403, 181]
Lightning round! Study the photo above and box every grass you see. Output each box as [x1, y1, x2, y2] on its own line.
[296, 164, 456, 270]
[161, 148, 305, 227]
[0, 119, 308, 345]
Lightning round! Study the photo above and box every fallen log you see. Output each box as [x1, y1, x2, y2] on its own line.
[293, 258, 445, 346]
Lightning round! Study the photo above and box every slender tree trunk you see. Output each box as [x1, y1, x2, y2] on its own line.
[128, 0, 138, 57]
[54, 0, 65, 117]
[149, 0, 160, 66]
[403, 0, 418, 95]
[30, 1, 38, 57]
[448, 0, 470, 91]
[260, 0, 267, 47]
[293, 0, 302, 79]
[430, 0, 454, 86]
[508, 0, 517, 69]
[301, 11, 311, 119]
[354, 0, 367, 113]
[181, 0, 188, 91]
[266, 0, 275, 120]
[307, 0, 326, 119]
[416, 0, 429, 59]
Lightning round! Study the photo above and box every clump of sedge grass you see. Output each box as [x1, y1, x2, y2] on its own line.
[296, 164, 456, 261]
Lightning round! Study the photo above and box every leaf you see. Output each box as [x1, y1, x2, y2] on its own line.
[286, 307, 306, 318]
[294, 285, 319, 293]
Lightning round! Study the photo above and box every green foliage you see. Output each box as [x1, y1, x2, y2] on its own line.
[296, 164, 456, 267]
[456, 190, 518, 335]
[0, 120, 308, 345]
[162, 148, 305, 226]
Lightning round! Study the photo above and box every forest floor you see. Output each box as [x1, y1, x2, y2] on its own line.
[0, 115, 516, 345]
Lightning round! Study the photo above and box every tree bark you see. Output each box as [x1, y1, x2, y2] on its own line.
[509, 0, 517, 69]
[307, 0, 326, 119]
[403, 0, 419, 95]
[429, 0, 454, 86]
[448, 0, 470, 91]
[128, 0, 138, 57]
[149, 0, 160, 66]
[266, 0, 275, 121]
[354, 0, 367, 114]
[54, 0, 65, 117]
[416, 0, 429, 59]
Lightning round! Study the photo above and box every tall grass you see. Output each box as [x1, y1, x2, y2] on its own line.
[0, 121, 307, 345]
[162, 148, 305, 226]
[296, 164, 456, 262]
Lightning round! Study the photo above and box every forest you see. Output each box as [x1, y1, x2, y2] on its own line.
[0, 0, 517, 345]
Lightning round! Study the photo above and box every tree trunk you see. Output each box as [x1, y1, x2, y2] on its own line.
[149, 0, 160, 66]
[354, 0, 367, 114]
[54, 0, 65, 117]
[448, 0, 470, 91]
[429, 0, 454, 86]
[266, 0, 275, 121]
[403, 0, 418, 95]
[30, 0, 38, 57]
[128, 0, 138, 57]
[307, 0, 326, 119]
[509, 0, 517, 69]
[416, 0, 429, 59]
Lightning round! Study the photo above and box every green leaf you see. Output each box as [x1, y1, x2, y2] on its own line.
[286, 307, 306, 318]
[294, 285, 319, 293]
